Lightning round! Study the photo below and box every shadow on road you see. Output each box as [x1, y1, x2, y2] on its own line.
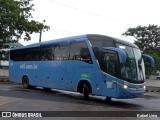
[0, 83, 144, 110]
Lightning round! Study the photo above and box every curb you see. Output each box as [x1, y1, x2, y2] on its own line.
[0, 81, 20, 85]
[145, 86, 160, 93]
[0, 78, 9, 82]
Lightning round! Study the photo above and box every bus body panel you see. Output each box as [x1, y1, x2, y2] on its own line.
[115, 79, 145, 98]
[101, 74, 117, 97]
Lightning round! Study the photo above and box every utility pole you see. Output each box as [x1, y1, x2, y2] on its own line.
[39, 29, 42, 43]
[39, 20, 45, 43]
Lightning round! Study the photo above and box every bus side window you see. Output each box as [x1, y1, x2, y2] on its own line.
[70, 41, 92, 64]
[21, 49, 31, 61]
[54, 43, 70, 60]
[10, 50, 19, 61]
[41, 46, 53, 61]
[54, 45, 60, 60]
[31, 47, 41, 61]
[60, 44, 70, 60]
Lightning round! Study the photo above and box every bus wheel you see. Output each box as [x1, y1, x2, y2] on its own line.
[22, 77, 30, 89]
[43, 87, 51, 91]
[83, 84, 90, 100]
[105, 97, 111, 102]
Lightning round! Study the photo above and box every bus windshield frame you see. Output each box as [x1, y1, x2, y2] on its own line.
[116, 43, 145, 83]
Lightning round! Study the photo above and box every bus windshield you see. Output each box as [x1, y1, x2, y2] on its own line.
[116, 44, 145, 82]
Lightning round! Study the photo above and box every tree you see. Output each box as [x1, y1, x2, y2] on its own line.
[0, 0, 50, 61]
[122, 25, 160, 51]
[143, 49, 160, 76]
[122, 24, 160, 76]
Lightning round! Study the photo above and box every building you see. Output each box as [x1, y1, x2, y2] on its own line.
[0, 43, 23, 79]
[0, 42, 23, 68]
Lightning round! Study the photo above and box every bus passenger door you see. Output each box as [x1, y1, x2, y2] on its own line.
[101, 53, 118, 98]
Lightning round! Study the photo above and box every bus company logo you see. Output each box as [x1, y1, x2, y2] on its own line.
[20, 63, 38, 70]
[2, 112, 11, 117]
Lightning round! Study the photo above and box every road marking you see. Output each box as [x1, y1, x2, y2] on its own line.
[0, 96, 20, 106]
[0, 100, 17, 106]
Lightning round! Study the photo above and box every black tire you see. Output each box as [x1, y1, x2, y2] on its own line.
[43, 87, 51, 91]
[83, 84, 90, 100]
[22, 77, 30, 89]
[105, 97, 111, 102]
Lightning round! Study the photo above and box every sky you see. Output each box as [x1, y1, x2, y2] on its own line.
[19, 0, 160, 45]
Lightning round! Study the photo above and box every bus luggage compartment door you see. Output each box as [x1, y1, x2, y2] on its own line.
[65, 60, 74, 80]
[102, 75, 117, 98]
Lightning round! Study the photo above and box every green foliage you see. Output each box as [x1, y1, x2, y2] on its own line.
[0, 0, 50, 44]
[122, 25, 160, 76]
[0, 50, 9, 61]
[122, 25, 160, 51]
[143, 49, 160, 76]
[0, 0, 50, 61]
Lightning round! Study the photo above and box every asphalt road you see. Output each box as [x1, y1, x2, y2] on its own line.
[0, 83, 160, 120]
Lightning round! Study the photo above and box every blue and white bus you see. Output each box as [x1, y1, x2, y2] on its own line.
[9, 34, 154, 100]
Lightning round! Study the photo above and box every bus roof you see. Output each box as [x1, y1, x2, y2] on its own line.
[11, 35, 87, 50]
[86, 34, 139, 49]
[11, 34, 139, 50]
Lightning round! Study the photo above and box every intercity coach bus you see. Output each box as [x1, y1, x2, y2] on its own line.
[9, 34, 154, 100]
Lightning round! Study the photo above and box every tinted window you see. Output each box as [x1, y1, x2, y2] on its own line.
[10, 46, 53, 61]
[54, 43, 70, 60]
[10, 50, 19, 61]
[88, 37, 114, 59]
[10, 42, 91, 63]
[102, 52, 118, 76]
[70, 41, 92, 64]
[30, 47, 41, 61]
[41, 46, 53, 61]
[11, 48, 33, 61]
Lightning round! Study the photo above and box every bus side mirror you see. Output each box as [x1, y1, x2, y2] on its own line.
[103, 47, 127, 64]
[142, 54, 155, 67]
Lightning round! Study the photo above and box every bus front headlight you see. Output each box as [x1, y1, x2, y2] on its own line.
[123, 85, 128, 89]
[143, 86, 146, 90]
